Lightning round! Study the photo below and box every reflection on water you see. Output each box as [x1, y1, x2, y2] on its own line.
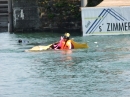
[0, 32, 130, 97]
[61, 49, 73, 55]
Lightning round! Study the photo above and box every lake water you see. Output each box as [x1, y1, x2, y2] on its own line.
[0, 32, 130, 97]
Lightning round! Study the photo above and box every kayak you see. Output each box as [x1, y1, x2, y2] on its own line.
[71, 40, 88, 49]
[27, 39, 88, 52]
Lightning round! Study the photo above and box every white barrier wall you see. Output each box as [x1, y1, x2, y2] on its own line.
[81, 6, 130, 36]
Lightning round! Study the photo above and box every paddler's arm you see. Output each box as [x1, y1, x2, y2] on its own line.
[66, 41, 72, 49]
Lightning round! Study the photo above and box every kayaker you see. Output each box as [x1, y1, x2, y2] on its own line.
[49, 36, 63, 49]
[50, 32, 74, 50]
[60, 33, 74, 50]
[18, 39, 22, 43]
[18, 39, 29, 44]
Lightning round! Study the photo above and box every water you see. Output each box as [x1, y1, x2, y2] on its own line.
[0, 32, 130, 97]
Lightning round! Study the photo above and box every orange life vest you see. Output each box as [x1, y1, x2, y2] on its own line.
[61, 40, 74, 50]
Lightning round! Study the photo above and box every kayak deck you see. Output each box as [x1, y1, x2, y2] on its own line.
[71, 40, 88, 49]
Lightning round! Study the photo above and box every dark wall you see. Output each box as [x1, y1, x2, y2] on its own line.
[12, 0, 103, 32]
[12, 0, 40, 32]
[87, 0, 103, 7]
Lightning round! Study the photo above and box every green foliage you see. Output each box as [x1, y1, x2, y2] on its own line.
[48, 13, 55, 19]
[38, 0, 81, 21]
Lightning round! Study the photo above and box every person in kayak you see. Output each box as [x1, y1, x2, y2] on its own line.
[60, 33, 74, 50]
[50, 32, 74, 50]
[50, 36, 63, 49]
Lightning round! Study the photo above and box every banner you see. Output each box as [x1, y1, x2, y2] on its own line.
[81, 6, 130, 36]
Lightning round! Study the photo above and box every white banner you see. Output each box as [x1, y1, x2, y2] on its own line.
[81, 6, 130, 36]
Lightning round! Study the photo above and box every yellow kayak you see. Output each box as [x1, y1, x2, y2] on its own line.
[71, 40, 88, 49]
[27, 44, 52, 52]
[27, 40, 88, 52]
